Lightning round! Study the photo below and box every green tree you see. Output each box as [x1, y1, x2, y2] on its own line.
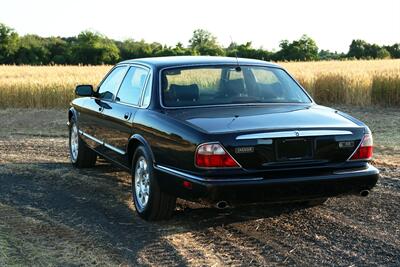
[348, 39, 368, 59]
[154, 45, 176, 57]
[226, 41, 272, 60]
[318, 49, 345, 60]
[0, 23, 19, 63]
[45, 37, 71, 64]
[189, 29, 225, 56]
[366, 44, 383, 59]
[72, 31, 120, 64]
[173, 42, 192, 56]
[384, 44, 400, 58]
[118, 39, 158, 60]
[274, 35, 319, 61]
[14, 35, 50, 65]
[376, 48, 391, 59]
[348, 40, 393, 59]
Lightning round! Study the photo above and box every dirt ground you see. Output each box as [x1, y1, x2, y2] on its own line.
[0, 106, 399, 266]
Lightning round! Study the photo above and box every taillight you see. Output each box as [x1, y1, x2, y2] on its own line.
[195, 143, 240, 168]
[349, 133, 373, 161]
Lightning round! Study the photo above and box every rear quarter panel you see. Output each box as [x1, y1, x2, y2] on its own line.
[132, 109, 206, 172]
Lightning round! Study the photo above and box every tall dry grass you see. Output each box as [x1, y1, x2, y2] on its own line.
[0, 59, 399, 108]
[282, 59, 400, 106]
[0, 65, 110, 108]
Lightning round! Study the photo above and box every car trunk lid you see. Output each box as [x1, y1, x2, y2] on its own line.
[165, 104, 365, 169]
[165, 104, 360, 134]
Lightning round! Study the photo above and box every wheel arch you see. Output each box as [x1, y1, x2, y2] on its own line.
[127, 134, 155, 166]
[68, 107, 78, 126]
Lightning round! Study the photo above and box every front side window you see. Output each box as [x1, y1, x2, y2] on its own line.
[98, 66, 128, 101]
[161, 65, 311, 107]
[116, 66, 149, 105]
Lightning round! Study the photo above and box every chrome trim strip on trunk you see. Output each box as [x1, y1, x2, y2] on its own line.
[236, 130, 353, 140]
[155, 165, 263, 182]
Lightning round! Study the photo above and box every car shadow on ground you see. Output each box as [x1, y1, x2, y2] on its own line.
[0, 161, 309, 265]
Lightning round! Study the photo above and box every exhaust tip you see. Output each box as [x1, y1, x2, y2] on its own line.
[360, 190, 370, 197]
[215, 201, 229, 209]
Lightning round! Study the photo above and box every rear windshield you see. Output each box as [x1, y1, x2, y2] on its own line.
[161, 65, 311, 107]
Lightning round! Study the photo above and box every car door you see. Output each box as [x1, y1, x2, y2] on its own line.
[79, 65, 128, 149]
[100, 65, 151, 166]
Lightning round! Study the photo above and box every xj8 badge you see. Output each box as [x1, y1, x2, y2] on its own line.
[339, 141, 355, 148]
[235, 147, 255, 154]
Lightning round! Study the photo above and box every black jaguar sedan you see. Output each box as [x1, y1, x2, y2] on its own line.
[68, 56, 379, 220]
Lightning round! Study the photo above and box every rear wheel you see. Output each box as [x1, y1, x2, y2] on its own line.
[69, 119, 97, 168]
[132, 145, 176, 221]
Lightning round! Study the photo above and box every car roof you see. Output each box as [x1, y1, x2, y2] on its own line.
[119, 56, 280, 69]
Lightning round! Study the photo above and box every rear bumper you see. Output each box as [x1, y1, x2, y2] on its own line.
[154, 164, 379, 203]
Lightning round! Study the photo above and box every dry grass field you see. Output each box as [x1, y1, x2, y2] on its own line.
[0, 59, 399, 108]
[282, 60, 400, 106]
[0, 105, 399, 266]
[0, 65, 110, 108]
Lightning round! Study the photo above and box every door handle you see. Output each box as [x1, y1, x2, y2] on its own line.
[124, 112, 131, 120]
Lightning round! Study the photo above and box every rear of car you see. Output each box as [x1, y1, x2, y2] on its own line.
[69, 56, 379, 221]
[156, 63, 379, 204]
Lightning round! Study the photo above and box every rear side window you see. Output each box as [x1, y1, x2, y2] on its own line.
[116, 66, 149, 105]
[141, 74, 152, 107]
[98, 66, 128, 101]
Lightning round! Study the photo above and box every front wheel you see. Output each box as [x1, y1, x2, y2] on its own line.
[69, 119, 97, 168]
[132, 146, 176, 221]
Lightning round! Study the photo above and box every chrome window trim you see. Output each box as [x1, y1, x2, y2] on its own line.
[158, 63, 315, 109]
[79, 130, 125, 155]
[236, 130, 353, 140]
[155, 165, 263, 182]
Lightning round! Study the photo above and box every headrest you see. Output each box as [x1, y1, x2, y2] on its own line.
[162, 75, 168, 91]
[170, 84, 199, 102]
[225, 79, 245, 96]
[259, 82, 284, 100]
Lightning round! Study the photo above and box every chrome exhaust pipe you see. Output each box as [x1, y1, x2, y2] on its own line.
[359, 190, 370, 197]
[215, 201, 229, 209]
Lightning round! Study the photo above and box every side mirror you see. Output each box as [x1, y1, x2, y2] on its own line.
[75, 85, 94, 97]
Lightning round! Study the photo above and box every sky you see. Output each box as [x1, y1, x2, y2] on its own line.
[0, 0, 399, 53]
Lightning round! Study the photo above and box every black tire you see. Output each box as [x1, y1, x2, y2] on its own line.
[306, 198, 328, 207]
[131, 145, 176, 221]
[69, 118, 97, 168]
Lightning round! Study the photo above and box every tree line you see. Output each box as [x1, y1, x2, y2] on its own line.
[0, 23, 399, 65]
